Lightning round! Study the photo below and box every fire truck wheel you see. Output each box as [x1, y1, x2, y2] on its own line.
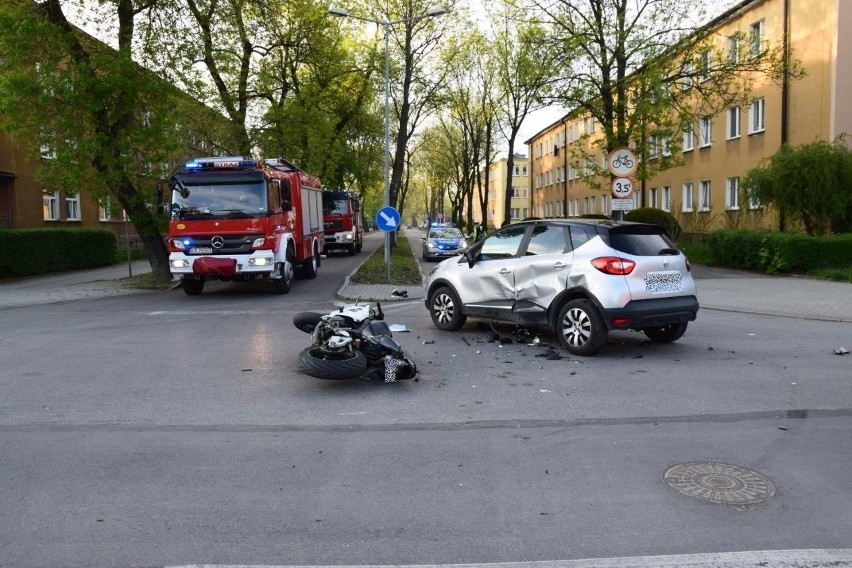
[355, 242, 362, 253]
[181, 278, 205, 295]
[298, 347, 367, 380]
[302, 242, 319, 279]
[273, 261, 292, 294]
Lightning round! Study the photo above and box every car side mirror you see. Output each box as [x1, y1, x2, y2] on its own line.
[465, 250, 476, 268]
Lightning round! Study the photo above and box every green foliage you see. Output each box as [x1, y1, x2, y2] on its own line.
[742, 138, 852, 235]
[349, 234, 422, 285]
[706, 229, 852, 274]
[624, 207, 682, 240]
[0, 229, 117, 278]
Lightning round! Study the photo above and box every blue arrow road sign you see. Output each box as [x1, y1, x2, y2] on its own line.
[375, 206, 400, 232]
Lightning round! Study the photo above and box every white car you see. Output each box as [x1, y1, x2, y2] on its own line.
[424, 219, 699, 355]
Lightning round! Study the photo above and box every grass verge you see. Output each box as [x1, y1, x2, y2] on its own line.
[349, 233, 422, 285]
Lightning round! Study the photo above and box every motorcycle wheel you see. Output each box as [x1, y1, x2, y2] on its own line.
[293, 312, 323, 333]
[298, 346, 367, 380]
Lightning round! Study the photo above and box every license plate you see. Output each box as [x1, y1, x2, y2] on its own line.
[644, 271, 684, 293]
[189, 246, 213, 254]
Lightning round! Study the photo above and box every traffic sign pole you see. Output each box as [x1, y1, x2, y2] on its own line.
[375, 206, 401, 281]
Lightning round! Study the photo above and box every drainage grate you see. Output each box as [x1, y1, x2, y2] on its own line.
[663, 461, 776, 506]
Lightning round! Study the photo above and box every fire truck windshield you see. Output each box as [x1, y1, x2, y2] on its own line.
[173, 181, 267, 219]
[323, 198, 349, 215]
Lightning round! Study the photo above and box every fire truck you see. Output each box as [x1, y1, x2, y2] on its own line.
[322, 190, 363, 256]
[157, 156, 324, 295]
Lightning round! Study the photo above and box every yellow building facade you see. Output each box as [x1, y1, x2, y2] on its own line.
[479, 154, 530, 230]
[526, 0, 852, 232]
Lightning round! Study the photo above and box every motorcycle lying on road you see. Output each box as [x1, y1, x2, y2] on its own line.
[293, 302, 417, 382]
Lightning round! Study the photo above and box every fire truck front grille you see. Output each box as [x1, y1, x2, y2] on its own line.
[324, 220, 344, 231]
[185, 234, 255, 255]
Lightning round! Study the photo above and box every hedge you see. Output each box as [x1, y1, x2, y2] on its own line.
[0, 228, 118, 278]
[705, 229, 852, 274]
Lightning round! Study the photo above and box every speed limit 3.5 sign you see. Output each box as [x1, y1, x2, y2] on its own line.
[611, 177, 634, 199]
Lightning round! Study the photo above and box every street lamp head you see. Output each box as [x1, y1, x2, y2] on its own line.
[328, 6, 349, 17]
[425, 6, 447, 17]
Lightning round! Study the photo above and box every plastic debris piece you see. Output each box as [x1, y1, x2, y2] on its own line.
[423, 340, 435, 344]
[388, 324, 409, 332]
[835, 346, 849, 355]
[391, 289, 408, 298]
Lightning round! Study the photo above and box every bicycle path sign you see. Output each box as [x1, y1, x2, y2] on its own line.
[608, 148, 638, 177]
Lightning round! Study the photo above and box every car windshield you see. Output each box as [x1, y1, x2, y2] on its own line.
[430, 228, 463, 239]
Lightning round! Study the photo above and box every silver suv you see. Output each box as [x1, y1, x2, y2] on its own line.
[424, 219, 699, 356]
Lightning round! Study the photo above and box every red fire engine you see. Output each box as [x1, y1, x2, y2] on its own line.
[158, 156, 324, 295]
[322, 190, 363, 256]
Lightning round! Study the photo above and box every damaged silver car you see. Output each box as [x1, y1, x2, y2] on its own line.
[424, 219, 699, 356]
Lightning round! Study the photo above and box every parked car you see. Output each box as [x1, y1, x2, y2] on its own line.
[422, 223, 468, 261]
[423, 219, 699, 355]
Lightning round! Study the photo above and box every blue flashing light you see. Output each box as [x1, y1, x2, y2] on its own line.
[184, 157, 258, 170]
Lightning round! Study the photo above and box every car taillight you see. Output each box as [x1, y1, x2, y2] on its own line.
[591, 256, 636, 275]
[685, 256, 692, 272]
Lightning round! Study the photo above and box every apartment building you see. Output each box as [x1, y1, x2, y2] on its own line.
[0, 27, 232, 242]
[477, 153, 530, 230]
[526, 0, 852, 232]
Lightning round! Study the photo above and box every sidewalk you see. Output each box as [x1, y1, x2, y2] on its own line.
[1, 249, 850, 323]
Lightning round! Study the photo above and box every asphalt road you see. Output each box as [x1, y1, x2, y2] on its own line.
[1, 232, 851, 568]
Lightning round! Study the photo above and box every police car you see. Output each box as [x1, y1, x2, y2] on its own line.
[422, 223, 468, 261]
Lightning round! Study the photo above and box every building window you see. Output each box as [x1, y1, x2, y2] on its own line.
[65, 193, 81, 221]
[680, 61, 692, 90]
[727, 106, 741, 139]
[661, 136, 671, 156]
[600, 195, 608, 214]
[749, 98, 765, 134]
[727, 35, 740, 63]
[749, 19, 765, 58]
[99, 198, 111, 222]
[699, 117, 712, 147]
[699, 180, 712, 211]
[648, 135, 659, 159]
[510, 208, 520, 220]
[556, 201, 564, 217]
[683, 124, 694, 152]
[726, 177, 740, 210]
[545, 202, 552, 217]
[682, 183, 694, 212]
[511, 186, 520, 198]
[662, 186, 671, 212]
[699, 49, 711, 82]
[43, 190, 59, 221]
[649, 187, 658, 208]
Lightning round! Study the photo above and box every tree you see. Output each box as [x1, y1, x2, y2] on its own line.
[489, 0, 557, 227]
[0, 0, 218, 280]
[743, 138, 852, 236]
[433, 30, 496, 229]
[533, 0, 801, 187]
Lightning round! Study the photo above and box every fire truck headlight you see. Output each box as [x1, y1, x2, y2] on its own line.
[171, 259, 189, 268]
[172, 239, 187, 251]
[343, 232, 354, 241]
[249, 257, 271, 266]
[251, 237, 266, 248]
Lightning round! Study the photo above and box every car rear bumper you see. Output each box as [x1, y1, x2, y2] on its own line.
[601, 296, 699, 330]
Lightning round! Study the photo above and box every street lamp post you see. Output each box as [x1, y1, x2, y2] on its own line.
[329, 5, 446, 281]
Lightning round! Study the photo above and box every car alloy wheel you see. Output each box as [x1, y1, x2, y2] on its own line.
[556, 299, 607, 356]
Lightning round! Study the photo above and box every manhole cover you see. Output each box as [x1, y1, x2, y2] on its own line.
[663, 461, 776, 505]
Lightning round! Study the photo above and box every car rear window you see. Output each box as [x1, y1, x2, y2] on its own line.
[607, 226, 678, 256]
